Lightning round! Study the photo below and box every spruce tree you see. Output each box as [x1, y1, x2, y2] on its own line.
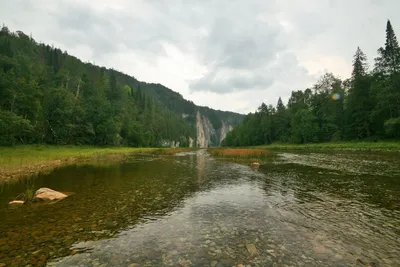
[352, 47, 368, 78]
[276, 97, 285, 113]
[347, 47, 372, 139]
[373, 19, 400, 124]
[375, 20, 400, 75]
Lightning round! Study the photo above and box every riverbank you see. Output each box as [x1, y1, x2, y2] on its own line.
[253, 142, 400, 152]
[0, 146, 180, 182]
[207, 148, 274, 165]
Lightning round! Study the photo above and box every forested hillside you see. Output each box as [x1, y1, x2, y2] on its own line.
[0, 25, 243, 147]
[223, 20, 400, 146]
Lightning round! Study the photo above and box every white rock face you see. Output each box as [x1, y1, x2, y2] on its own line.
[160, 140, 180, 148]
[219, 120, 233, 143]
[196, 111, 212, 148]
[189, 137, 194, 148]
[195, 110, 233, 148]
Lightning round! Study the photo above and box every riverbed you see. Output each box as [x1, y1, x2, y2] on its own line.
[0, 149, 399, 266]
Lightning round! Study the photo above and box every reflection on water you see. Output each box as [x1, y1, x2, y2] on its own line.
[0, 150, 399, 266]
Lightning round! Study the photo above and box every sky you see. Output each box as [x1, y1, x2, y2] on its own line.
[0, 0, 399, 114]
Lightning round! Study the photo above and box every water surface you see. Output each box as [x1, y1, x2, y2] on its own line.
[0, 150, 399, 266]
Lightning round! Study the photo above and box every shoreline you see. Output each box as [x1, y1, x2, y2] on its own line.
[0, 146, 194, 183]
[251, 142, 400, 152]
[1, 143, 398, 182]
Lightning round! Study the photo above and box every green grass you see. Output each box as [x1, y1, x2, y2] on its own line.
[207, 148, 275, 165]
[150, 147, 199, 155]
[207, 148, 272, 158]
[253, 142, 400, 152]
[21, 186, 36, 202]
[0, 145, 158, 178]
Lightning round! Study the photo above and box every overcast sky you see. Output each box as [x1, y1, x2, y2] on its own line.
[1, 0, 399, 114]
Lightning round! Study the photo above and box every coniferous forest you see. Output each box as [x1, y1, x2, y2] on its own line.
[222, 20, 400, 146]
[0, 24, 244, 147]
[1, 20, 399, 148]
[0, 23, 246, 147]
[0, 26, 203, 146]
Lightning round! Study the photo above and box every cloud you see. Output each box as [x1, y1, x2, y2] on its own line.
[0, 0, 399, 113]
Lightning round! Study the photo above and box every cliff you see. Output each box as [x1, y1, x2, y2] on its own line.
[193, 110, 234, 148]
[0, 25, 244, 147]
[139, 83, 244, 147]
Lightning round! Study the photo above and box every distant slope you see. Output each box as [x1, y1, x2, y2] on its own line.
[0, 25, 244, 147]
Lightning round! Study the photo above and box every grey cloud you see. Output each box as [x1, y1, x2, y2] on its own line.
[1, 0, 399, 109]
[190, 51, 312, 94]
[190, 70, 274, 94]
[42, 1, 176, 58]
[0, 0, 308, 94]
[203, 17, 283, 70]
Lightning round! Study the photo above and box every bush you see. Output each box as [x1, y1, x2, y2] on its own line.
[0, 109, 33, 145]
[384, 118, 400, 138]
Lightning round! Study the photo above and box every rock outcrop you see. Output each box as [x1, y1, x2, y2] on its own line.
[189, 137, 194, 148]
[219, 121, 233, 143]
[196, 110, 212, 148]
[35, 188, 68, 201]
[195, 110, 233, 148]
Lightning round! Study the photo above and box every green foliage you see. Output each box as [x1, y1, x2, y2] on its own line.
[384, 118, 400, 138]
[21, 186, 36, 202]
[0, 25, 243, 147]
[0, 26, 237, 147]
[0, 109, 33, 145]
[223, 20, 400, 146]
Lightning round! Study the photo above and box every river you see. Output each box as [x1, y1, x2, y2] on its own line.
[0, 149, 399, 266]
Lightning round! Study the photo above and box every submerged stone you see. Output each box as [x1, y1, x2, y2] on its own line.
[35, 188, 68, 201]
[246, 243, 258, 256]
[179, 259, 192, 266]
[250, 162, 260, 168]
[8, 200, 25, 204]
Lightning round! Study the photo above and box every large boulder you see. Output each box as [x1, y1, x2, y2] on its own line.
[35, 188, 68, 201]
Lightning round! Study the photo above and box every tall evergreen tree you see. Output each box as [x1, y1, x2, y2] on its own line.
[372, 19, 400, 134]
[347, 47, 372, 139]
[274, 97, 289, 142]
[375, 20, 400, 75]
[352, 47, 368, 78]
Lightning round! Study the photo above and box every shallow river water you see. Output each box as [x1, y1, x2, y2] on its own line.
[0, 150, 399, 267]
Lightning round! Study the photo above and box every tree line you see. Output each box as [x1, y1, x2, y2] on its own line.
[0, 25, 195, 146]
[222, 20, 400, 146]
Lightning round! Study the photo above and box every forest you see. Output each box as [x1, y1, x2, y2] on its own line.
[0, 25, 199, 146]
[222, 20, 400, 146]
[0, 24, 244, 147]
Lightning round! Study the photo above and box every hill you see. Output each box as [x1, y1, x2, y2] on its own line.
[0, 25, 244, 147]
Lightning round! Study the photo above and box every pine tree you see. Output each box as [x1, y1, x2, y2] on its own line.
[347, 47, 372, 139]
[372, 19, 400, 125]
[375, 20, 400, 75]
[352, 47, 368, 78]
[276, 97, 285, 113]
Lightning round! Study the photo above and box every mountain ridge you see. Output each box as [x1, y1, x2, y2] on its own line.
[0, 25, 244, 147]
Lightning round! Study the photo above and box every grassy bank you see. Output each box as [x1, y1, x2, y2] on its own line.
[254, 142, 400, 152]
[0, 145, 160, 182]
[151, 147, 200, 155]
[207, 148, 274, 164]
